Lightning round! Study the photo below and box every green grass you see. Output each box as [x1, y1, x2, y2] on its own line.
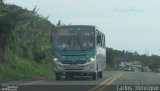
[0, 56, 53, 83]
[105, 65, 123, 71]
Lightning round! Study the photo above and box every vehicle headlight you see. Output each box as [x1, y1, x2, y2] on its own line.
[53, 57, 60, 63]
[90, 56, 96, 62]
[53, 57, 58, 62]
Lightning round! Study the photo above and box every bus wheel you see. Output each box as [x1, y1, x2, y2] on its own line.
[55, 72, 61, 80]
[92, 72, 97, 80]
[98, 71, 102, 78]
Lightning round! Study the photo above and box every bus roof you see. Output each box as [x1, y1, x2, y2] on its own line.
[55, 25, 105, 35]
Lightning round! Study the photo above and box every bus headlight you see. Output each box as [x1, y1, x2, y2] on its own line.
[53, 57, 60, 63]
[53, 58, 58, 62]
[90, 56, 96, 62]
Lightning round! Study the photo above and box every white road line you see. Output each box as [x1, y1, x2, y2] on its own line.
[21, 80, 44, 85]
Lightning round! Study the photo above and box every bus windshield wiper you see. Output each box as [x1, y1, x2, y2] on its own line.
[76, 36, 84, 51]
[64, 36, 72, 51]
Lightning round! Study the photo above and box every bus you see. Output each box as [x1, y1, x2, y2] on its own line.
[52, 25, 106, 80]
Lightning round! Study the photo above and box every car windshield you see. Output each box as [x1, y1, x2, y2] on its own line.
[55, 27, 94, 51]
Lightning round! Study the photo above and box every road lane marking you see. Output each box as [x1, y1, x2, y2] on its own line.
[21, 80, 44, 85]
[88, 73, 119, 91]
[89, 72, 122, 91]
[89, 72, 123, 91]
[105, 73, 122, 85]
[97, 73, 123, 91]
[98, 72, 121, 85]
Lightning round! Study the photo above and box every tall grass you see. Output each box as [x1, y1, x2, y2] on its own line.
[0, 56, 53, 83]
[105, 65, 123, 71]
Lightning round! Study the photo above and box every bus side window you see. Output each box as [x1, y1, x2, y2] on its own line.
[97, 34, 101, 46]
[102, 34, 105, 48]
[101, 35, 104, 47]
[103, 36, 105, 47]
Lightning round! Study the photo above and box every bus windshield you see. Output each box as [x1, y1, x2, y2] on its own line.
[55, 27, 95, 51]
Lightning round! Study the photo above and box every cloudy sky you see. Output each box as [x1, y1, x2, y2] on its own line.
[5, 0, 160, 55]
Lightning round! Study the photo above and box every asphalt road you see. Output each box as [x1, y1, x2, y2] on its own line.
[3, 71, 160, 91]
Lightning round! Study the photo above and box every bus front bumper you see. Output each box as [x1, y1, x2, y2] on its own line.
[53, 62, 97, 73]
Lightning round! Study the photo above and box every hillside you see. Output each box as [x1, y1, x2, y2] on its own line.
[0, 1, 54, 82]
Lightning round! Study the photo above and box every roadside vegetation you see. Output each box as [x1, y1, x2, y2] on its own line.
[0, 56, 52, 83]
[106, 48, 160, 72]
[0, 0, 53, 83]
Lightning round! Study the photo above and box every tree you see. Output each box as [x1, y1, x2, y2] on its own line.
[57, 20, 61, 26]
[149, 63, 159, 72]
[106, 48, 116, 67]
[0, 0, 3, 3]
[0, 18, 12, 63]
[0, 2, 55, 64]
[0, 5, 27, 63]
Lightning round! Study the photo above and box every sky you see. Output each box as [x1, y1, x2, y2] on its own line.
[4, 0, 160, 55]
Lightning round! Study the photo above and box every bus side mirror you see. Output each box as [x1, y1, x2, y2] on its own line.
[97, 35, 101, 44]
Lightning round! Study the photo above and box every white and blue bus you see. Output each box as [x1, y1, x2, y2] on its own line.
[52, 25, 106, 80]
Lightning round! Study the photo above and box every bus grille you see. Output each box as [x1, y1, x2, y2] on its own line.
[61, 60, 86, 64]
